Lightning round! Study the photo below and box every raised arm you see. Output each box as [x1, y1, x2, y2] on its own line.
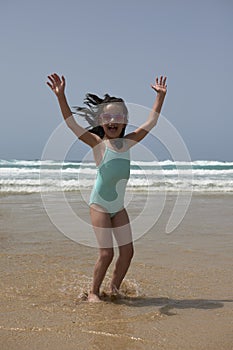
[125, 75, 167, 145]
[46, 73, 101, 148]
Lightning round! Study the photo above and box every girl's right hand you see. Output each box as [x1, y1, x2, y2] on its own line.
[47, 73, 66, 97]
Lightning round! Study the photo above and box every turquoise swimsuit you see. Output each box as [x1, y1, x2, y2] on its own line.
[89, 145, 130, 217]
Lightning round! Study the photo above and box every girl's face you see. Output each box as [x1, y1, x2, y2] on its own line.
[99, 103, 127, 139]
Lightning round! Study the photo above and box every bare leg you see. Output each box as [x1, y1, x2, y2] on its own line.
[110, 209, 134, 293]
[110, 243, 134, 293]
[89, 205, 114, 302]
[89, 247, 114, 302]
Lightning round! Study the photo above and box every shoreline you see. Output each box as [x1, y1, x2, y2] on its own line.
[1, 189, 233, 196]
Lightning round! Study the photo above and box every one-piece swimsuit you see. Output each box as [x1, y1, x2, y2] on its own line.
[89, 145, 130, 217]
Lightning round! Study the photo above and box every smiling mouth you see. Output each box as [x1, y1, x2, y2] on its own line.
[107, 125, 118, 131]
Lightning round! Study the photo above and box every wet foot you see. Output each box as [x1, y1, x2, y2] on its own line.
[109, 286, 122, 301]
[110, 285, 120, 295]
[88, 292, 102, 303]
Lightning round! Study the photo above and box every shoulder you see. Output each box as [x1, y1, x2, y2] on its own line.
[124, 125, 149, 147]
[79, 130, 102, 148]
[123, 135, 139, 149]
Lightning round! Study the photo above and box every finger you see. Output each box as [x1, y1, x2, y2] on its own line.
[52, 73, 61, 83]
[160, 76, 163, 85]
[52, 73, 60, 78]
[46, 82, 53, 89]
[61, 75, 66, 85]
[163, 76, 167, 86]
[47, 75, 55, 84]
[52, 74, 60, 83]
[156, 76, 159, 85]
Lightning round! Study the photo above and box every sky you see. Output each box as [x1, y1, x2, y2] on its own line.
[1, 0, 233, 161]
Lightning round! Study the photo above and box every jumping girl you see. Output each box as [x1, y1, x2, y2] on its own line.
[47, 73, 167, 302]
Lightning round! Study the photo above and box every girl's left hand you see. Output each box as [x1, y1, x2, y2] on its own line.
[151, 76, 167, 95]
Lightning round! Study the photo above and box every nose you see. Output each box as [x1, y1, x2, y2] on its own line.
[109, 117, 115, 123]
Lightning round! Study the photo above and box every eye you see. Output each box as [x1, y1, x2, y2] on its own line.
[101, 114, 111, 123]
[100, 113, 125, 124]
[114, 115, 125, 123]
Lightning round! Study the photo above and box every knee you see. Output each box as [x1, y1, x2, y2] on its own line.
[99, 248, 114, 264]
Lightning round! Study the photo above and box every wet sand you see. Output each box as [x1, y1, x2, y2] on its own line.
[0, 192, 233, 349]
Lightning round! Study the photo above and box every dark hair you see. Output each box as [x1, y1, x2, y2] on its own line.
[73, 93, 128, 139]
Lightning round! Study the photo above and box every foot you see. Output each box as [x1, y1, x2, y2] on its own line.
[88, 292, 102, 303]
[109, 285, 122, 301]
[110, 284, 120, 295]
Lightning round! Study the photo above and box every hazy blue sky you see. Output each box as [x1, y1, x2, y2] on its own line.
[1, 0, 233, 161]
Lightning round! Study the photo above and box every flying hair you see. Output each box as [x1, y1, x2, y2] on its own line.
[73, 93, 128, 139]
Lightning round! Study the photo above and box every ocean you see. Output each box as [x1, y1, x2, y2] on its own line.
[0, 159, 233, 194]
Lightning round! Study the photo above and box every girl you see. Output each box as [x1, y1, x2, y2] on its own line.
[47, 73, 167, 302]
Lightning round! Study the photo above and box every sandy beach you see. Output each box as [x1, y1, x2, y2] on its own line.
[0, 192, 233, 349]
